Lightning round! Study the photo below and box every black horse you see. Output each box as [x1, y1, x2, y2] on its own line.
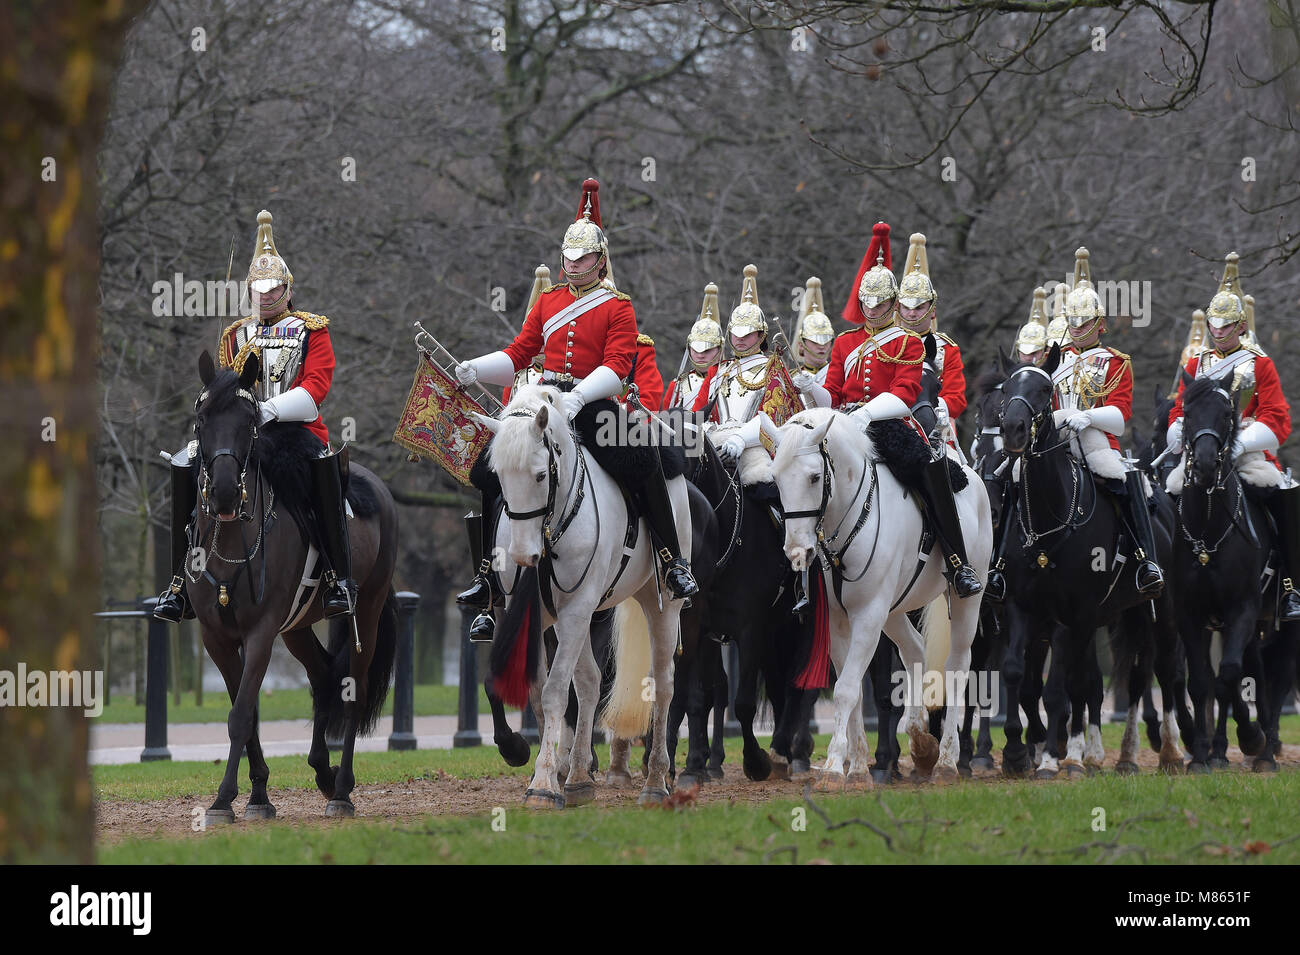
[998, 346, 1188, 777]
[1170, 370, 1292, 772]
[189, 352, 399, 822]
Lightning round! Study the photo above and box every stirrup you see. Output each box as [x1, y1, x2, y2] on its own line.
[1135, 561, 1164, 599]
[323, 572, 357, 619]
[469, 611, 496, 643]
[663, 556, 699, 600]
[984, 566, 1007, 604]
[950, 565, 982, 599]
[456, 563, 494, 609]
[153, 576, 194, 622]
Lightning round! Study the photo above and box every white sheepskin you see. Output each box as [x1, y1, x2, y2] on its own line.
[1050, 409, 1126, 480]
[707, 425, 774, 486]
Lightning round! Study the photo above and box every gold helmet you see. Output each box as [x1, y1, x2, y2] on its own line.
[1015, 287, 1050, 356]
[794, 276, 834, 368]
[688, 282, 724, 355]
[1206, 252, 1245, 329]
[728, 264, 767, 345]
[246, 209, 292, 295]
[561, 179, 612, 287]
[1063, 247, 1104, 325]
[898, 233, 936, 308]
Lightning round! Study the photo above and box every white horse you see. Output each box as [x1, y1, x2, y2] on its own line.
[765, 408, 992, 785]
[476, 385, 691, 808]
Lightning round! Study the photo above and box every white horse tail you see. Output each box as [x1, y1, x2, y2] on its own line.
[921, 595, 950, 711]
[598, 598, 654, 739]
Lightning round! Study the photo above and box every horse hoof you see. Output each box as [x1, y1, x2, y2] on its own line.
[563, 782, 596, 807]
[707, 764, 725, 781]
[845, 772, 874, 790]
[204, 809, 236, 827]
[1115, 761, 1140, 777]
[743, 750, 772, 782]
[931, 764, 960, 783]
[1238, 726, 1266, 758]
[676, 772, 705, 791]
[636, 787, 670, 807]
[1157, 759, 1184, 776]
[870, 767, 894, 786]
[1034, 767, 1058, 780]
[1252, 757, 1278, 774]
[910, 734, 939, 777]
[767, 750, 791, 781]
[1062, 761, 1086, 779]
[1187, 761, 1211, 775]
[324, 800, 354, 818]
[1208, 756, 1231, 771]
[957, 763, 973, 779]
[790, 758, 811, 776]
[815, 770, 847, 792]
[604, 770, 635, 789]
[243, 802, 277, 820]
[523, 789, 565, 810]
[969, 756, 996, 772]
[496, 733, 530, 767]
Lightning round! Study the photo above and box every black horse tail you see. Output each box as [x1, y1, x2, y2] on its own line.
[489, 566, 540, 709]
[322, 589, 399, 738]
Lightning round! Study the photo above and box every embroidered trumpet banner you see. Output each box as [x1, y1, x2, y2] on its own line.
[393, 348, 494, 487]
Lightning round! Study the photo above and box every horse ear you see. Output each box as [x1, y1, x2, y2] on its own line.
[1042, 343, 1061, 375]
[923, 333, 937, 364]
[471, 411, 501, 433]
[808, 414, 834, 446]
[1180, 368, 1195, 390]
[535, 403, 550, 432]
[199, 350, 215, 386]
[238, 352, 260, 391]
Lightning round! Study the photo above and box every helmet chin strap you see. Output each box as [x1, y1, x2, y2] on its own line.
[563, 253, 605, 289]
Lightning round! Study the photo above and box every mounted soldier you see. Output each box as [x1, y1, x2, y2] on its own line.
[804, 221, 981, 598]
[154, 209, 357, 622]
[1049, 246, 1163, 597]
[453, 178, 698, 641]
[789, 276, 836, 404]
[1167, 251, 1300, 621]
[663, 283, 723, 411]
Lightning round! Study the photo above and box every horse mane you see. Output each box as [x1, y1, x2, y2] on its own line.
[202, 367, 255, 417]
[489, 384, 564, 473]
[773, 407, 876, 471]
[1181, 375, 1240, 440]
[974, 368, 1005, 399]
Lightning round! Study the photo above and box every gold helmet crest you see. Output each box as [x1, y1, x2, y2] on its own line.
[728, 264, 767, 341]
[1063, 246, 1104, 325]
[1206, 252, 1246, 329]
[246, 210, 292, 294]
[688, 283, 724, 353]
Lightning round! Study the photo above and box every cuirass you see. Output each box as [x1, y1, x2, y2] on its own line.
[236, 314, 308, 400]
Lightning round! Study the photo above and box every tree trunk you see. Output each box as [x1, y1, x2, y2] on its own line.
[0, 0, 148, 864]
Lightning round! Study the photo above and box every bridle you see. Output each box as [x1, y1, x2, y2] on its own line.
[781, 423, 880, 588]
[1178, 385, 1253, 564]
[196, 385, 260, 522]
[1183, 385, 1235, 494]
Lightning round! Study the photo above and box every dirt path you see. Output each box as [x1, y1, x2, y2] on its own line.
[95, 741, 1300, 845]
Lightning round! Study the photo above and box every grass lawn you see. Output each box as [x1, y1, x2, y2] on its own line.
[99, 768, 1300, 865]
[94, 683, 484, 724]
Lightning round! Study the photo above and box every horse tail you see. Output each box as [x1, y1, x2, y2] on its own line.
[921, 594, 950, 711]
[323, 588, 399, 738]
[489, 566, 540, 709]
[794, 565, 831, 690]
[598, 598, 653, 739]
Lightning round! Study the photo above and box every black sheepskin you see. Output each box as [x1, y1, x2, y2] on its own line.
[868, 419, 968, 492]
[469, 397, 687, 493]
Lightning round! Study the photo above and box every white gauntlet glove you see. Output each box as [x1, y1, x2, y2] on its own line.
[719, 434, 746, 463]
[1064, 411, 1093, 434]
[259, 386, 318, 424]
[455, 362, 477, 385]
[1166, 418, 1183, 454]
[791, 370, 816, 392]
[560, 391, 586, 421]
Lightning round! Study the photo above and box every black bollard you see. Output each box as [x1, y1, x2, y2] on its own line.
[388, 591, 419, 751]
[454, 604, 482, 748]
[140, 598, 172, 762]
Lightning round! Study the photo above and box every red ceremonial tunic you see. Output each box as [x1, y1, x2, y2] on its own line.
[628, 336, 664, 412]
[1051, 344, 1132, 451]
[1169, 347, 1290, 469]
[823, 326, 924, 408]
[934, 333, 967, 421]
[503, 283, 638, 382]
[220, 312, 334, 446]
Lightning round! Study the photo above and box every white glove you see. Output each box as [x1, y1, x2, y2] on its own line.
[1234, 420, 1279, 458]
[458, 351, 516, 387]
[1065, 411, 1092, 433]
[719, 434, 746, 463]
[560, 391, 586, 421]
[259, 386, 319, 424]
[936, 397, 950, 423]
[791, 370, 816, 392]
[572, 365, 624, 404]
[1166, 418, 1183, 454]
[455, 362, 478, 385]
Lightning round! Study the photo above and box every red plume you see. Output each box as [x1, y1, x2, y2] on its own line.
[842, 221, 892, 325]
[576, 178, 601, 227]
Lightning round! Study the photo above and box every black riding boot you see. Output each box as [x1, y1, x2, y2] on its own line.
[984, 482, 1016, 603]
[311, 449, 358, 618]
[154, 454, 199, 623]
[918, 454, 982, 598]
[458, 492, 501, 643]
[1119, 470, 1164, 599]
[1271, 484, 1300, 622]
[642, 458, 699, 600]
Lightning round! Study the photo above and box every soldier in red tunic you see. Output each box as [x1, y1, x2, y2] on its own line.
[808, 221, 981, 598]
[1167, 252, 1300, 620]
[155, 210, 357, 621]
[453, 179, 698, 639]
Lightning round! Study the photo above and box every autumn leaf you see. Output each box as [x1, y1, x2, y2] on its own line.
[1243, 841, 1270, 855]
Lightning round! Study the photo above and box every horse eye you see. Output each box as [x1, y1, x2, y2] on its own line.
[810, 473, 820, 485]
[535, 472, 546, 483]
[196, 414, 206, 428]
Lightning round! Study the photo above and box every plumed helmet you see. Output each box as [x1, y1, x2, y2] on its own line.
[898, 233, 936, 309]
[688, 283, 724, 353]
[1063, 247, 1104, 325]
[728, 264, 767, 339]
[844, 222, 897, 324]
[1206, 251, 1246, 329]
[796, 277, 835, 344]
[246, 210, 292, 294]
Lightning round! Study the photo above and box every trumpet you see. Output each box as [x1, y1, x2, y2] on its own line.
[412, 321, 503, 415]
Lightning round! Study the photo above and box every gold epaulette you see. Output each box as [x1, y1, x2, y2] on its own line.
[1106, 345, 1130, 362]
[1243, 341, 1266, 357]
[637, 333, 654, 346]
[935, 331, 958, 347]
[541, 283, 563, 295]
[291, 310, 330, 330]
[609, 288, 631, 301]
[217, 318, 251, 368]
